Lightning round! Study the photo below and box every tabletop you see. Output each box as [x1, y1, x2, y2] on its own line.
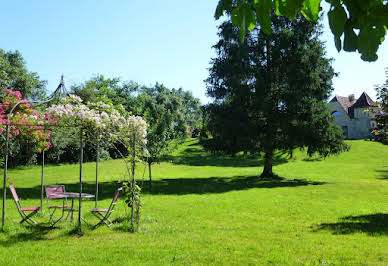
[50, 192, 95, 199]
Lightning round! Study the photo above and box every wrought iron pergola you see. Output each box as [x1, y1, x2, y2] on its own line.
[1, 75, 101, 231]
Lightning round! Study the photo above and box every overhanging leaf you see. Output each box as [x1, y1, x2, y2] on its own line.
[301, 0, 321, 21]
[328, 5, 347, 37]
[253, 0, 274, 34]
[231, 3, 256, 42]
[274, 0, 304, 18]
[334, 36, 341, 52]
[343, 21, 358, 52]
[358, 25, 386, 62]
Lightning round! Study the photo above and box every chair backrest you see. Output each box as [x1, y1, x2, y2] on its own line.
[107, 188, 123, 213]
[9, 185, 19, 202]
[45, 185, 65, 199]
[113, 188, 122, 204]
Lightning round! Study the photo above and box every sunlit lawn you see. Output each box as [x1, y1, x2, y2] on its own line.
[0, 138, 387, 265]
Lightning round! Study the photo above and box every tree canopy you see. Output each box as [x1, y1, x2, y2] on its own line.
[0, 49, 46, 100]
[375, 67, 388, 143]
[206, 15, 348, 177]
[134, 83, 188, 190]
[215, 0, 388, 62]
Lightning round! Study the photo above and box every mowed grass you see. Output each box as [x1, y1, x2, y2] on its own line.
[0, 138, 387, 265]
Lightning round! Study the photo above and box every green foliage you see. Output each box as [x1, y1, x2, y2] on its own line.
[215, 0, 388, 61]
[0, 49, 46, 100]
[206, 15, 348, 177]
[68, 76, 202, 166]
[375, 67, 388, 143]
[139, 83, 188, 165]
[254, 0, 273, 34]
[121, 181, 142, 229]
[70, 74, 128, 113]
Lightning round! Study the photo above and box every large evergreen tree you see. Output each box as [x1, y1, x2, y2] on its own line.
[206, 15, 348, 177]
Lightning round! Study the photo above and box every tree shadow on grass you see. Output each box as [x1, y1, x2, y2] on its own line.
[376, 169, 388, 180]
[161, 146, 288, 168]
[312, 213, 388, 236]
[9, 175, 327, 200]
[142, 176, 327, 195]
[6, 181, 123, 201]
[0, 224, 53, 247]
[302, 157, 323, 162]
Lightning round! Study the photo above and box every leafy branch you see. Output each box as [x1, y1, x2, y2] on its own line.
[215, 0, 388, 61]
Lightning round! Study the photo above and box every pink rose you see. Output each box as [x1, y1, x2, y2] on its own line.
[45, 142, 51, 149]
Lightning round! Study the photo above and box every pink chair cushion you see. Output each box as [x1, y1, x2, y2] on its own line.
[21, 207, 40, 211]
[91, 208, 109, 212]
[46, 186, 65, 199]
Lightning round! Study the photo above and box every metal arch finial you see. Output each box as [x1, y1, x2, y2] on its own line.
[60, 74, 65, 86]
[58, 74, 68, 98]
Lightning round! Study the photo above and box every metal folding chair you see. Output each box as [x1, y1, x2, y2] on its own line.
[90, 188, 122, 228]
[45, 185, 71, 225]
[9, 185, 40, 225]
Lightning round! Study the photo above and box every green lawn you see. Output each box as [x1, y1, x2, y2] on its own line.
[0, 139, 387, 265]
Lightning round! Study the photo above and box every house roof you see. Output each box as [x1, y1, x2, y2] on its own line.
[352, 92, 377, 108]
[330, 92, 377, 119]
[330, 95, 356, 115]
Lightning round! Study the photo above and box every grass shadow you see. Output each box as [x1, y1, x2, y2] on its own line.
[161, 144, 288, 168]
[0, 224, 54, 247]
[312, 213, 388, 236]
[376, 169, 388, 180]
[7, 181, 123, 200]
[9, 175, 327, 200]
[303, 157, 323, 162]
[111, 217, 138, 233]
[143, 176, 327, 195]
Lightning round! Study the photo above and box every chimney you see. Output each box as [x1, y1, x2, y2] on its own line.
[348, 94, 355, 102]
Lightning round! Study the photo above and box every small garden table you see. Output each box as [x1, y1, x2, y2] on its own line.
[51, 192, 94, 224]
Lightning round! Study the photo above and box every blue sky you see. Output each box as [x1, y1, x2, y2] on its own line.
[1, 1, 387, 103]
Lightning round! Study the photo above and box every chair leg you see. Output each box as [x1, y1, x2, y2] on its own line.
[92, 212, 113, 228]
[20, 211, 38, 225]
[91, 212, 104, 228]
[48, 208, 57, 223]
[51, 209, 65, 226]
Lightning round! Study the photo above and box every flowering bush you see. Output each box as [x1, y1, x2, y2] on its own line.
[0, 89, 56, 152]
[47, 95, 147, 147]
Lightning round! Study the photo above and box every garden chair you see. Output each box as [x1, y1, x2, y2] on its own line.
[9, 185, 40, 225]
[45, 185, 71, 225]
[90, 188, 122, 228]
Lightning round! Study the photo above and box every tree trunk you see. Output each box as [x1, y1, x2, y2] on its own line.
[148, 162, 152, 192]
[260, 150, 274, 178]
[289, 149, 293, 159]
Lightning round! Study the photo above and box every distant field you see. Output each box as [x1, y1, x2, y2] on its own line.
[0, 139, 387, 265]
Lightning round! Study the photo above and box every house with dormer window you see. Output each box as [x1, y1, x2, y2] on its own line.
[328, 92, 381, 139]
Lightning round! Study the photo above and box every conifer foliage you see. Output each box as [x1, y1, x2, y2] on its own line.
[206, 15, 348, 177]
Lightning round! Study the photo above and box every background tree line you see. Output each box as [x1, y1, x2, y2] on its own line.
[0, 49, 203, 167]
